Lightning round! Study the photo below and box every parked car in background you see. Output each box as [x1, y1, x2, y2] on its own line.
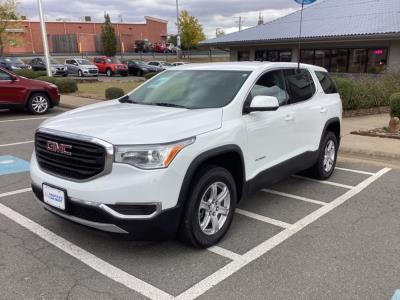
[29, 57, 68, 77]
[165, 43, 180, 53]
[147, 61, 173, 70]
[134, 39, 153, 53]
[0, 57, 32, 71]
[0, 67, 60, 114]
[153, 43, 168, 53]
[93, 57, 128, 77]
[65, 58, 98, 77]
[171, 62, 186, 67]
[127, 60, 162, 76]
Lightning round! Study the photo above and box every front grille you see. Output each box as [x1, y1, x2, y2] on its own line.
[35, 132, 106, 180]
[107, 204, 157, 216]
[89, 69, 98, 74]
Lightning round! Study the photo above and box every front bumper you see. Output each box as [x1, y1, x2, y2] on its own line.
[32, 183, 182, 238]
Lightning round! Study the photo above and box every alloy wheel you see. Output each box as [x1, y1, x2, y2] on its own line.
[198, 182, 231, 236]
[323, 140, 336, 172]
[31, 96, 48, 114]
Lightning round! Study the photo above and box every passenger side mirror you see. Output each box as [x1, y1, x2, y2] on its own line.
[245, 95, 280, 113]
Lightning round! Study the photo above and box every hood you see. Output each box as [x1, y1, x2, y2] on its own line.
[51, 64, 66, 68]
[40, 100, 223, 145]
[81, 64, 97, 68]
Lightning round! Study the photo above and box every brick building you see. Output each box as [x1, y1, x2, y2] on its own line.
[4, 16, 168, 55]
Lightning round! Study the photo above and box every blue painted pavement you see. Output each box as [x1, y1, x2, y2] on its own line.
[392, 290, 400, 300]
[0, 155, 30, 176]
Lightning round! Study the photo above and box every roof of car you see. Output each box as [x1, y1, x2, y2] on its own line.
[172, 61, 327, 72]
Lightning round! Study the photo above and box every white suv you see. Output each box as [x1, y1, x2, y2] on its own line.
[30, 62, 342, 248]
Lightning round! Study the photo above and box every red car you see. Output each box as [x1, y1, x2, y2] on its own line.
[93, 57, 128, 77]
[0, 67, 60, 115]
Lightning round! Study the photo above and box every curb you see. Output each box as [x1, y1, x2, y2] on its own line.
[59, 103, 79, 109]
[339, 147, 400, 162]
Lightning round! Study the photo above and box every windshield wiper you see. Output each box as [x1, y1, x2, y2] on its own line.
[119, 95, 137, 104]
[153, 102, 187, 109]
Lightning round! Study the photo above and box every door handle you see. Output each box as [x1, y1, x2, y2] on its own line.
[320, 106, 328, 113]
[284, 112, 294, 121]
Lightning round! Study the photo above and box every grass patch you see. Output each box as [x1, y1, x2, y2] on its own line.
[75, 80, 143, 100]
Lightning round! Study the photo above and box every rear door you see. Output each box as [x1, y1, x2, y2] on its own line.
[283, 68, 321, 154]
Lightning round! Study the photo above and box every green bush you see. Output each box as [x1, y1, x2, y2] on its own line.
[14, 69, 46, 79]
[144, 72, 157, 79]
[105, 87, 125, 100]
[332, 74, 400, 111]
[55, 78, 78, 94]
[36, 76, 57, 84]
[390, 93, 400, 118]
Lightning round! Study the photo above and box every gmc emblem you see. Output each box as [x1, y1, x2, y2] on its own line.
[46, 141, 72, 156]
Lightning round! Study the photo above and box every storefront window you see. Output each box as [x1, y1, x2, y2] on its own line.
[267, 51, 279, 62]
[330, 49, 348, 73]
[348, 49, 367, 73]
[314, 49, 330, 69]
[301, 50, 314, 65]
[367, 49, 387, 73]
[238, 51, 250, 61]
[279, 51, 292, 62]
[255, 50, 292, 62]
[255, 50, 267, 61]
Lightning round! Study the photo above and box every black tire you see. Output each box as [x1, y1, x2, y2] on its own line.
[106, 69, 113, 77]
[27, 93, 50, 115]
[137, 70, 142, 77]
[179, 165, 237, 248]
[78, 70, 83, 77]
[309, 132, 338, 180]
[62, 74, 68, 77]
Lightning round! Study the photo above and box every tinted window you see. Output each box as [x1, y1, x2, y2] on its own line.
[0, 70, 11, 80]
[238, 51, 250, 61]
[284, 69, 316, 104]
[129, 70, 251, 109]
[315, 71, 337, 94]
[148, 62, 157, 66]
[250, 70, 288, 106]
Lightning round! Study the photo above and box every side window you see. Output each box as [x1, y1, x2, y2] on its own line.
[148, 62, 156, 66]
[66, 60, 71, 64]
[250, 70, 288, 106]
[284, 69, 316, 104]
[315, 71, 338, 94]
[0, 70, 11, 80]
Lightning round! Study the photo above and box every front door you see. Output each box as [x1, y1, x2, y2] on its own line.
[0, 69, 25, 105]
[244, 69, 295, 179]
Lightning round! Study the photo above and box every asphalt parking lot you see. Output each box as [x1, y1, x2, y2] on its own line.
[0, 108, 399, 300]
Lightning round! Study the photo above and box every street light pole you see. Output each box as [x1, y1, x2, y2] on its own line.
[175, 0, 181, 48]
[37, 0, 52, 76]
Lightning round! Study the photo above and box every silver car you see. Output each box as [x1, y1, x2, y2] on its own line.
[65, 58, 98, 77]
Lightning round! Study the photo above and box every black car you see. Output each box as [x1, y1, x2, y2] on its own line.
[29, 57, 68, 76]
[0, 57, 32, 71]
[127, 60, 161, 76]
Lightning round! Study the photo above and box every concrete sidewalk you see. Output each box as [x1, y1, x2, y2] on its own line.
[60, 95, 400, 163]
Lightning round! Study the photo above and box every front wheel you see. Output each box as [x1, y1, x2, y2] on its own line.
[28, 93, 50, 115]
[106, 69, 113, 77]
[78, 70, 83, 77]
[179, 166, 236, 248]
[309, 132, 338, 180]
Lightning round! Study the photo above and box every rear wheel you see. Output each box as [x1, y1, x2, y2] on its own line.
[106, 69, 113, 77]
[179, 166, 236, 248]
[309, 132, 338, 180]
[28, 93, 50, 115]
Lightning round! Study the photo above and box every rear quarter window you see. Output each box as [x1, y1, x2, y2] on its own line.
[315, 71, 338, 94]
[284, 69, 316, 104]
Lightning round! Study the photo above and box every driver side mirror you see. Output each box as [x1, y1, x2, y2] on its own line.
[245, 95, 280, 113]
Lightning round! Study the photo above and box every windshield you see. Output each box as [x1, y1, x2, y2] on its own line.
[77, 59, 91, 65]
[160, 62, 172, 67]
[50, 58, 60, 64]
[5, 57, 24, 64]
[106, 58, 121, 64]
[128, 70, 251, 109]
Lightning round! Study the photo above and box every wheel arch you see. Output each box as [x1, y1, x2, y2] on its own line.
[320, 117, 341, 148]
[177, 145, 246, 207]
[25, 90, 54, 108]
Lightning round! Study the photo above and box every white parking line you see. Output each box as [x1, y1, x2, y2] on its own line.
[292, 175, 354, 189]
[0, 188, 32, 199]
[208, 246, 243, 261]
[262, 189, 327, 206]
[236, 208, 291, 229]
[0, 116, 49, 123]
[0, 201, 174, 300]
[175, 168, 391, 300]
[335, 167, 375, 176]
[0, 140, 34, 148]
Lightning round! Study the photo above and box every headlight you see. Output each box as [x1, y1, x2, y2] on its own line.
[51, 67, 56, 72]
[11, 66, 20, 70]
[115, 137, 195, 169]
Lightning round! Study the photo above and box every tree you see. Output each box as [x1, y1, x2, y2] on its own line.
[0, 0, 20, 56]
[101, 13, 117, 57]
[178, 10, 206, 50]
[168, 34, 178, 46]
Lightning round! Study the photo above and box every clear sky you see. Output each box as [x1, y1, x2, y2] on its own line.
[19, 0, 299, 38]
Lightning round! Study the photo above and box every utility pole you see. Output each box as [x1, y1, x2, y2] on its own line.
[37, 0, 52, 76]
[233, 16, 245, 32]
